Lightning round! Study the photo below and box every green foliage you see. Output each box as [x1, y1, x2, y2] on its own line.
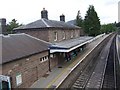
[7, 19, 22, 34]
[76, 10, 83, 28]
[100, 23, 117, 34]
[116, 22, 120, 27]
[84, 5, 101, 36]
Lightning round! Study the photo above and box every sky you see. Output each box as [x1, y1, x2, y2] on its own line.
[0, 0, 119, 25]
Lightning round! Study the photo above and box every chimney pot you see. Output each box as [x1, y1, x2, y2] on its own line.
[60, 14, 65, 22]
[41, 8, 48, 19]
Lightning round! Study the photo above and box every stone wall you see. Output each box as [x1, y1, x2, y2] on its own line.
[16, 28, 83, 43]
[48, 29, 80, 43]
[17, 29, 49, 42]
[2, 51, 58, 88]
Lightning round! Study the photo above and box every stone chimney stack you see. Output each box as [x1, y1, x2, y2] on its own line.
[60, 14, 65, 22]
[0, 18, 7, 34]
[41, 8, 48, 19]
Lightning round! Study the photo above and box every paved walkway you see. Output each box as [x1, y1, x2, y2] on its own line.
[30, 34, 109, 88]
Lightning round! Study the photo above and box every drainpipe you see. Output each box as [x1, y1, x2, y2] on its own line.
[48, 48, 51, 72]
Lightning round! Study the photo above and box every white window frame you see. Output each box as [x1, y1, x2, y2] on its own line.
[44, 56, 48, 61]
[40, 56, 48, 63]
[16, 73, 22, 86]
[26, 58, 30, 61]
[40, 58, 42, 62]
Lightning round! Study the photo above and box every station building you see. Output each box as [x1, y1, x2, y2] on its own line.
[1, 9, 94, 88]
[14, 8, 84, 43]
[14, 8, 92, 67]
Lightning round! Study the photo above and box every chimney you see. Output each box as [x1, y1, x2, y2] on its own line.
[60, 14, 65, 22]
[0, 18, 7, 34]
[41, 8, 48, 19]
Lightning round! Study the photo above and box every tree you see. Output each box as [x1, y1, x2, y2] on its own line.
[76, 10, 83, 28]
[100, 23, 117, 34]
[84, 5, 101, 36]
[7, 19, 22, 34]
[116, 22, 120, 27]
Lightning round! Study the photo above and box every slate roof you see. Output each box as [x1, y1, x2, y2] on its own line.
[67, 19, 76, 25]
[14, 18, 80, 30]
[1, 33, 51, 64]
[50, 36, 93, 49]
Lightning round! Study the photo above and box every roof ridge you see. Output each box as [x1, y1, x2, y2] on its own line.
[14, 18, 81, 30]
[41, 19, 50, 27]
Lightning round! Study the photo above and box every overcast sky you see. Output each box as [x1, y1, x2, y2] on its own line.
[0, 0, 119, 24]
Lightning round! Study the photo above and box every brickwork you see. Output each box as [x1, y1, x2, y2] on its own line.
[2, 51, 58, 88]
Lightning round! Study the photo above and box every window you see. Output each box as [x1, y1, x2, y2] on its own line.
[42, 57, 44, 61]
[45, 56, 47, 59]
[62, 31, 65, 39]
[75, 31, 79, 37]
[40, 58, 42, 62]
[44, 56, 48, 61]
[71, 31, 74, 38]
[16, 73, 22, 86]
[54, 32, 57, 41]
[26, 58, 30, 61]
[40, 56, 48, 63]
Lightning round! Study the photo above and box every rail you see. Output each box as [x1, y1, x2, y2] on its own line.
[101, 35, 116, 88]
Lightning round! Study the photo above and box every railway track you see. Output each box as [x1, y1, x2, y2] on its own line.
[71, 35, 118, 89]
[102, 36, 116, 89]
[71, 50, 100, 89]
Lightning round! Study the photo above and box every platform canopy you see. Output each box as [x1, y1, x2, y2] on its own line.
[50, 36, 93, 53]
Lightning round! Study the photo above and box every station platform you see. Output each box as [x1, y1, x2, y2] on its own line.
[116, 35, 120, 64]
[30, 34, 109, 88]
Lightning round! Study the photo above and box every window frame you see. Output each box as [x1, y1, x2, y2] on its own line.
[54, 32, 58, 41]
[62, 31, 65, 40]
[71, 31, 74, 38]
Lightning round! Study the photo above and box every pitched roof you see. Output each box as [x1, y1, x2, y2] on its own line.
[1, 33, 51, 64]
[14, 18, 80, 30]
[67, 19, 76, 25]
